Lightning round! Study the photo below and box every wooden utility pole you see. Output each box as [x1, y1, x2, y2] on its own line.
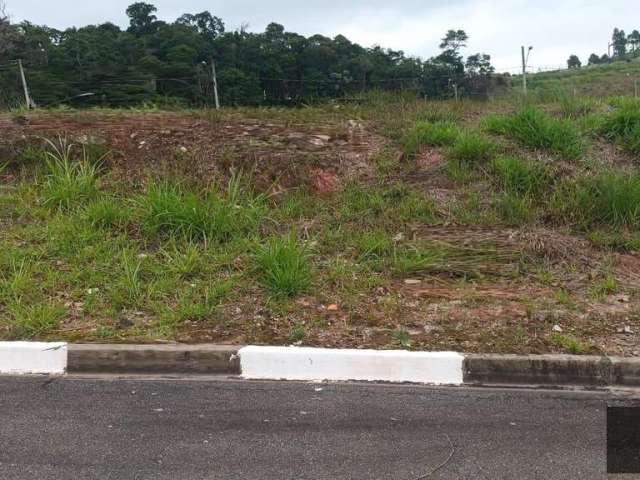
[17, 59, 35, 109]
[210, 59, 220, 110]
[453, 83, 459, 101]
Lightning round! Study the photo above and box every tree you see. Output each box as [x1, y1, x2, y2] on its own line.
[465, 53, 494, 75]
[587, 53, 601, 65]
[176, 11, 224, 41]
[612, 28, 627, 57]
[628, 30, 640, 53]
[567, 55, 581, 69]
[126, 2, 160, 36]
[439, 29, 468, 53]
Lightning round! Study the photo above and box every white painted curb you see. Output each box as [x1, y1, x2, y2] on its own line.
[0, 342, 67, 375]
[239, 346, 464, 385]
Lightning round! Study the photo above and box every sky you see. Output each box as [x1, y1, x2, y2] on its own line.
[4, 0, 637, 72]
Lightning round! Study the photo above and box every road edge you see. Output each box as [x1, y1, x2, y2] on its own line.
[2, 342, 640, 388]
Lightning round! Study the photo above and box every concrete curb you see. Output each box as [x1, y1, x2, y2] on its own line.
[0, 342, 67, 375]
[68, 344, 240, 374]
[464, 354, 640, 387]
[2, 342, 640, 388]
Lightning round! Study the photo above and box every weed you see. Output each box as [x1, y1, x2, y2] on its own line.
[161, 242, 203, 279]
[391, 328, 412, 348]
[40, 138, 102, 210]
[289, 323, 307, 342]
[551, 334, 586, 354]
[490, 156, 550, 197]
[84, 198, 130, 229]
[589, 274, 618, 299]
[599, 97, 640, 155]
[138, 176, 265, 242]
[559, 96, 597, 119]
[571, 172, 640, 228]
[403, 121, 460, 155]
[484, 107, 584, 160]
[353, 231, 394, 260]
[494, 193, 536, 225]
[5, 301, 64, 338]
[255, 233, 312, 297]
[446, 131, 496, 164]
[121, 251, 143, 301]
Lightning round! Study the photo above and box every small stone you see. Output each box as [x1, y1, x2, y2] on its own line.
[552, 324, 563, 332]
[327, 304, 339, 311]
[393, 233, 404, 242]
[404, 279, 422, 285]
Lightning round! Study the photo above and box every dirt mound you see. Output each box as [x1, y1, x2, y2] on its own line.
[0, 112, 383, 192]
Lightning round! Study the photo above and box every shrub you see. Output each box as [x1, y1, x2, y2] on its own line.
[484, 107, 584, 160]
[446, 131, 496, 164]
[255, 233, 312, 297]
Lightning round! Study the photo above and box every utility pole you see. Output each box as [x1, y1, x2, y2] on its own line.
[210, 58, 220, 110]
[453, 82, 459, 101]
[521, 46, 533, 97]
[17, 59, 35, 109]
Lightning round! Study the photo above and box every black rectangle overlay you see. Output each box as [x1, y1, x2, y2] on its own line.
[608, 406, 640, 473]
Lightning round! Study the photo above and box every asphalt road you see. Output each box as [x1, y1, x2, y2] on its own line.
[0, 376, 631, 479]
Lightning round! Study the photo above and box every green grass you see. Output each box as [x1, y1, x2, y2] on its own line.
[599, 97, 640, 155]
[570, 172, 640, 228]
[255, 233, 312, 297]
[138, 176, 265, 243]
[494, 193, 536, 226]
[403, 121, 460, 155]
[446, 131, 496, 164]
[84, 198, 130, 229]
[484, 107, 584, 160]
[551, 334, 586, 354]
[40, 139, 102, 210]
[490, 156, 551, 197]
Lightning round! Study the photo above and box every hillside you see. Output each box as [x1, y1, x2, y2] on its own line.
[1, 92, 640, 355]
[523, 59, 640, 98]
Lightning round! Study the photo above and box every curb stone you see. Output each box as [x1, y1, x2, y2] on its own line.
[1, 342, 640, 388]
[68, 344, 240, 374]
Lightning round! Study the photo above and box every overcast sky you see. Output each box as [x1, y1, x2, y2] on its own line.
[5, 0, 636, 72]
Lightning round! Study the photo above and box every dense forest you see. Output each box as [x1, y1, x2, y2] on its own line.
[0, 2, 506, 108]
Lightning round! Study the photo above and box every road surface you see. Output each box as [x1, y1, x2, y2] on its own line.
[0, 375, 630, 479]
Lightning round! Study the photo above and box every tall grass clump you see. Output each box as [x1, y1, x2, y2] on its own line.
[446, 131, 496, 164]
[255, 233, 312, 297]
[40, 138, 102, 210]
[570, 171, 640, 228]
[85, 198, 130, 229]
[138, 174, 265, 242]
[599, 97, 640, 156]
[490, 156, 551, 197]
[559, 96, 597, 119]
[484, 107, 584, 160]
[403, 121, 460, 156]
